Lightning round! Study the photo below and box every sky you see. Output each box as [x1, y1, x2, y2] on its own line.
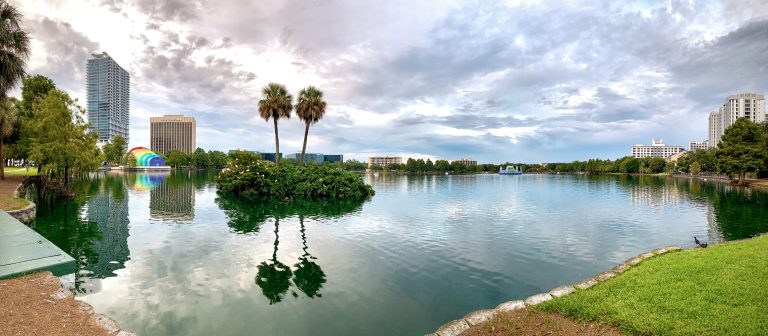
[13, 0, 768, 163]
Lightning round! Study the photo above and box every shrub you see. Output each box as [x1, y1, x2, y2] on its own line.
[217, 160, 375, 201]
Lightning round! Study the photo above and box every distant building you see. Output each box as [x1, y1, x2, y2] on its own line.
[452, 158, 477, 166]
[631, 139, 684, 159]
[87, 52, 130, 145]
[709, 93, 766, 145]
[324, 154, 343, 163]
[688, 140, 709, 152]
[667, 151, 688, 162]
[261, 153, 282, 162]
[150, 115, 196, 155]
[368, 156, 402, 168]
[227, 150, 260, 156]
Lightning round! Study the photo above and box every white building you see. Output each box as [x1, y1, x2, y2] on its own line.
[688, 140, 709, 152]
[708, 93, 766, 146]
[631, 139, 684, 159]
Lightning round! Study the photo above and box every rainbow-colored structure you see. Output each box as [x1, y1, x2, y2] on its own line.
[127, 147, 166, 167]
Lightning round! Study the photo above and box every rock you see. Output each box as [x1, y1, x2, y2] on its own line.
[627, 257, 643, 265]
[90, 314, 121, 333]
[549, 285, 575, 298]
[495, 300, 525, 312]
[463, 309, 496, 326]
[50, 288, 72, 301]
[612, 263, 630, 273]
[574, 278, 598, 290]
[435, 319, 470, 336]
[595, 272, 616, 282]
[524, 293, 552, 306]
[639, 252, 654, 260]
[666, 245, 681, 251]
[116, 331, 137, 336]
[75, 300, 94, 315]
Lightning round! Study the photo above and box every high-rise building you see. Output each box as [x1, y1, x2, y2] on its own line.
[150, 115, 196, 155]
[631, 139, 684, 159]
[87, 52, 130, 145]
[282, 153, 344, 164]
[708, 93, 766, 145]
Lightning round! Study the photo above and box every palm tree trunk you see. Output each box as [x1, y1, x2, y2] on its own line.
[300, 122, 310, 165]
[273, 117, 280, 166]
[0, 137, 4, 180]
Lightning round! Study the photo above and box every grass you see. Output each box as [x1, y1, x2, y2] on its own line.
[0, 194, 30, 211]
[538, 236, 768, 336]
[3, 166, 38, 176]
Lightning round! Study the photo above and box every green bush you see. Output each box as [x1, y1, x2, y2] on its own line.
[217, 160, 375, 201]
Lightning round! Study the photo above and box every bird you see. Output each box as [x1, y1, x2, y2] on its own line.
[694, 236, 708, 248]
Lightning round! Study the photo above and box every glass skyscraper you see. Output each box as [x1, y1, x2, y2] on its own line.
[87, 52, 130, 144]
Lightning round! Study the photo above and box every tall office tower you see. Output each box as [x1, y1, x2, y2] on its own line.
[87, 52, 130, 145]
[150, 115, 197, 155]
[708, 93, 766, 145]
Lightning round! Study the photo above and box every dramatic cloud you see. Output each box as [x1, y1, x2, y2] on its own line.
[15, 0, 768, 162]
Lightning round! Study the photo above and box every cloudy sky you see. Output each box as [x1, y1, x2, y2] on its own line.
[14, 0, 768, 163]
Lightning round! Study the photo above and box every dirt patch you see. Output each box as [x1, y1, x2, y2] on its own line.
[460, 308, 625, 336]
[0, 175, 28, 211]
[0, 272, 111, 336]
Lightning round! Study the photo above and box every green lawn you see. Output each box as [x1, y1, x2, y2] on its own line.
[539, 236, 768, 336]
[3, 167, 38, 176]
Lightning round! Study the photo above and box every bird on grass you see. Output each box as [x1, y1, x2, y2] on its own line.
[694, 236, 708, 248]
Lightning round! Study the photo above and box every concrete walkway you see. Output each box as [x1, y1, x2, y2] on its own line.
[0, 211, 75, 279]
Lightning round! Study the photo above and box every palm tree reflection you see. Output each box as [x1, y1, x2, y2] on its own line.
[255, 218, 293, 304]
[292, 215, 326, 298]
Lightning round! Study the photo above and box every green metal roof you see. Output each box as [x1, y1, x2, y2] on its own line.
[0, 211, 75, 280]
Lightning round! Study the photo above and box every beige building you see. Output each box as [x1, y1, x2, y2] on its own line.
[150, 115, 196, 154]
[688, 140, 709, 152]
[368, 156, 402, 168]
[452, 158, 477, 166]
[631, 139, 684, 159]
[709, 93, 766, 145]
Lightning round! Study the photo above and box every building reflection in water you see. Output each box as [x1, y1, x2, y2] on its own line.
[149, 171, 195, 222]
[78, 176, 131, 295]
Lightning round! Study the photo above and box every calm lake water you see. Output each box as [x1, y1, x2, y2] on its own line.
[32, 171, 768, 335]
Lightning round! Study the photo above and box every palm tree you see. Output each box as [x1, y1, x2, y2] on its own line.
[0, 1, 31, 99]
[258, 83, 293, 166]
[0, 98, 16, 179]
[295, 86, 326, 164]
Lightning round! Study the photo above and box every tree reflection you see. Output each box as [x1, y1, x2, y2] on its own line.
[216, 196, 364, 303]
[292, 215, 326, 298]
[255, 218, 293, 304]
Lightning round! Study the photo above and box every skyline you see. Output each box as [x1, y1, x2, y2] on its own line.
[13, 0, 768, 162]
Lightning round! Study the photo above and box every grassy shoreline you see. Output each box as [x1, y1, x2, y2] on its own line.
[533, 236, 768, 335]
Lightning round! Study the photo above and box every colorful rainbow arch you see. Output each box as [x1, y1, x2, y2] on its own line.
[127, 147, 166, 166]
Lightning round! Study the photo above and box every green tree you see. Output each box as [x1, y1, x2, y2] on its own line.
[20, 75, 55, 118]
[295, 86, 326, 164]
[0, 98, 17, 179]
[192, 147, 209, 168]
[125, 153, 136, 167]
[26, 89, 99, 188]
[102, 134, 126, 164]
[258, 83, 293, 166]
[166, 150, 190, 168]
[208, 150, 228, 169]
[0, 1, 30, 99]
[690, 161, 701, 175]
[716, 118, 765, 185]
[434, 160, 450, 172]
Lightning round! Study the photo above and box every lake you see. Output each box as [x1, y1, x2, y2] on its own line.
[31, 171, 768, 335]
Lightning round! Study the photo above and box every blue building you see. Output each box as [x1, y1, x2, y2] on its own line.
[283, 153, 344, 164]
[261, 153, 282, 162]
[87, 52, 130, 145]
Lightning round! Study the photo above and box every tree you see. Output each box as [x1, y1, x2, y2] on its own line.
[716, 118, 765, 185]
[295, 86, 326, 164]
[20, 75, 55, 118]
[208, 150, 228, 169]
[258, 83, 293, 166]
[166, 150, 190, 168]
[0, 98, 17, 179]
[690, 161, 701, 175]
[26, 89, 99, 188]
[0, 1, 30, 99]
[192, 147, 209, 168]
[102, 134, 126, 164]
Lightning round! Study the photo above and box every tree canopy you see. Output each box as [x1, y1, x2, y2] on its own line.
[715, 118, 765, 185]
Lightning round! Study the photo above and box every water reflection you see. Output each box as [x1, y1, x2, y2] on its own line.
[150, 171, 195, 222]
